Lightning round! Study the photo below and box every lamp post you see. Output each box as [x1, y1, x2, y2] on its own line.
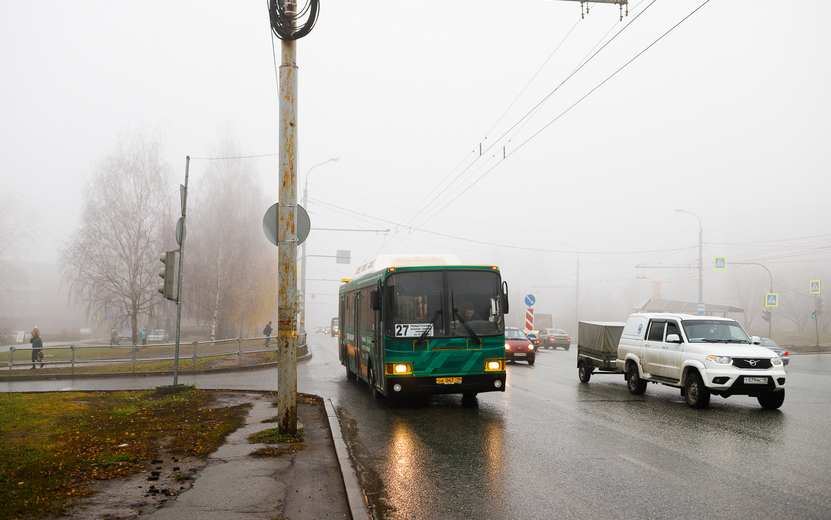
[562, 243, 579, 340]
[675, 209, 703, 305]
[299, 157, 339, 335]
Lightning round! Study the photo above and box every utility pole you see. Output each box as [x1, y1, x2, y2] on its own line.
[277, 0, 298, 435]
[675, 209, 703, 305]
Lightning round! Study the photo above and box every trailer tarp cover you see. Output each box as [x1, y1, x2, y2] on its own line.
[578, 321, 626, 353]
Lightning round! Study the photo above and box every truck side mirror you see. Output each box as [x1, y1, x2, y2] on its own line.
[666, 333, 681, 343]
[751, 335, 761, 345]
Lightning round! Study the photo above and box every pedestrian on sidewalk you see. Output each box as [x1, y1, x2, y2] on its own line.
[30, 327, 43, 369]
[110, 327, 117, 346]
[141, 328, 147, 346]
[264, 321, 273, 347]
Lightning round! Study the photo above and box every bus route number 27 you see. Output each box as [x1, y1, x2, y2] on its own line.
[394, 324, 433, 338]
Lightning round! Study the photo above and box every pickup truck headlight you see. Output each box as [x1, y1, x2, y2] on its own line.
[707, 355, 732, 365]
[771, 357, 783, 366]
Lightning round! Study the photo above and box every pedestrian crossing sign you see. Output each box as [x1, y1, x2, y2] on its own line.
[810, 280, 821, 294]
[765, 293, 778, 307]
[714, 257, 726, 270]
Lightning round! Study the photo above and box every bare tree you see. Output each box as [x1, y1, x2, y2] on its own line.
[186, 136, 277, 340]
[59, 130, 175, 343]
[0, 191, 41, 291]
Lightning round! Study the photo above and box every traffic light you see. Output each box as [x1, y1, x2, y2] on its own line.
[762, 309, 770, 322]
[817, 296, 825, 315]
[158, 251, 176, 301]
[812, 311, 817, 320]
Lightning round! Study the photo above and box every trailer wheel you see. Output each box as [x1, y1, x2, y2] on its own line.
[757, 390, 785, 409]
[684, 370, 710, 408]
[578, 361, 592, 383]
[627, 364, 647, 395]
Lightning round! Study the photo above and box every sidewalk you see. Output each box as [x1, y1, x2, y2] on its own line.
[67, 392, 369, 520]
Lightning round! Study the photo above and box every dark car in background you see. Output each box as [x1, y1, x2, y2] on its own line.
[760, 338, 789, 365]
[539, 328, 571, 350]
[505, 327, 535, 365]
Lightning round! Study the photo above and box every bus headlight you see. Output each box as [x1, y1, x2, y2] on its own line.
[485, 359, 504, 371]
[386, 362, 413, 375]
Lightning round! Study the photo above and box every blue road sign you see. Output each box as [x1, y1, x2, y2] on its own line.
[714, 257, 726, 270]
[810, 280, 821, 294]
[765, 293, 779, 307]
[525, 294, 535, 307]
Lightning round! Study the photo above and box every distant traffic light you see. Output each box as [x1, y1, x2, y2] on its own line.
[762, 309, 770, 322]
[158, 251, 176, 301]
[817, 296, 825, 315]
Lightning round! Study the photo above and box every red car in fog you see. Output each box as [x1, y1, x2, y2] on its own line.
[505, 328, 535, 365]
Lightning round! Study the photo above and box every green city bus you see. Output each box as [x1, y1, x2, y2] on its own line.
[338, 254, 509, 400]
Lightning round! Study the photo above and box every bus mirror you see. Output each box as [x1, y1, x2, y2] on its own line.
[502, 281, 510, 314]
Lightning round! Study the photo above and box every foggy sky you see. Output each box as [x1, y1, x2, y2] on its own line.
[2, 1, 829, 332]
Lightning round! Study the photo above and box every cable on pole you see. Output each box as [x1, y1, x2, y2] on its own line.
[268, 0, 320, 41]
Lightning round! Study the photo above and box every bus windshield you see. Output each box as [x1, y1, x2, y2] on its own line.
[386, 269, 503, 338]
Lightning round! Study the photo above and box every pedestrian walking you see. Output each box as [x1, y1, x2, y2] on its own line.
[264, 321, 273, 347]
[30, 327, 43, 369]
[110, 327, 117, 346]
[141, 328, 147, 346]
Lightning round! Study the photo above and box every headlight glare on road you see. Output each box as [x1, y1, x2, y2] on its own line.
[707, 355, 732, 365]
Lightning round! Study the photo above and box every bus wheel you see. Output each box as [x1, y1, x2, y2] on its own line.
[345, 364, 356, 380]
[369, 366, 384, 399]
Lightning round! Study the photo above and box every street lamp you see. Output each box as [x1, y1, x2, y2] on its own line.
[675, 209, 703, 305]
[562, 243, 579, 338]
[300, 157, 339, 334]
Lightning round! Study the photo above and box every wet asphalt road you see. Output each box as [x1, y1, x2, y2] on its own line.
[302, 335, 831, 520]
[4, 336, 831, 519]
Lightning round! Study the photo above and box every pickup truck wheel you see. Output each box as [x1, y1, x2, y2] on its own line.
[757, 390, 785, 409]
[684, 371, 710, 408]
[578, 362, 592, 383]
[627, 364, 647, 395]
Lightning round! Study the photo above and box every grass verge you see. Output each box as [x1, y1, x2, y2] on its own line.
[0, 388, 249, 519]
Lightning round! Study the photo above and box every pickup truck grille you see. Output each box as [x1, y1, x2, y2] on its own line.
[732, 358, 773, 369]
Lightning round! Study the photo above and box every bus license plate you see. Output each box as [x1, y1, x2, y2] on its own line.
[514, 352, 527, 357]
[437, 377, 462, 385]
[744, 377, 768, 385]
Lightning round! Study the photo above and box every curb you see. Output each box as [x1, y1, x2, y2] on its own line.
[324, 397, 371, 520]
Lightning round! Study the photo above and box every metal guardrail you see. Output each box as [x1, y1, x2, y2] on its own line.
[4, 332, 309, 376]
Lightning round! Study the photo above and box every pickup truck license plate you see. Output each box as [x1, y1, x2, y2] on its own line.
[514, 352, 527, 357]
[744, 377, 768, 385]
[436, 377, 462, 385]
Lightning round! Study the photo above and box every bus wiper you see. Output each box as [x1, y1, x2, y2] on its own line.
[450, 290, 480, 346]
[453, 306, 481, 346]
[415, 293, 444, 347]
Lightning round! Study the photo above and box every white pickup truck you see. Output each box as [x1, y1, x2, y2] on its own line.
[577, 313, 786, 409]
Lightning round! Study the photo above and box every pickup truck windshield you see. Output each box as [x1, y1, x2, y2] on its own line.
[681, 320, 751, 344]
